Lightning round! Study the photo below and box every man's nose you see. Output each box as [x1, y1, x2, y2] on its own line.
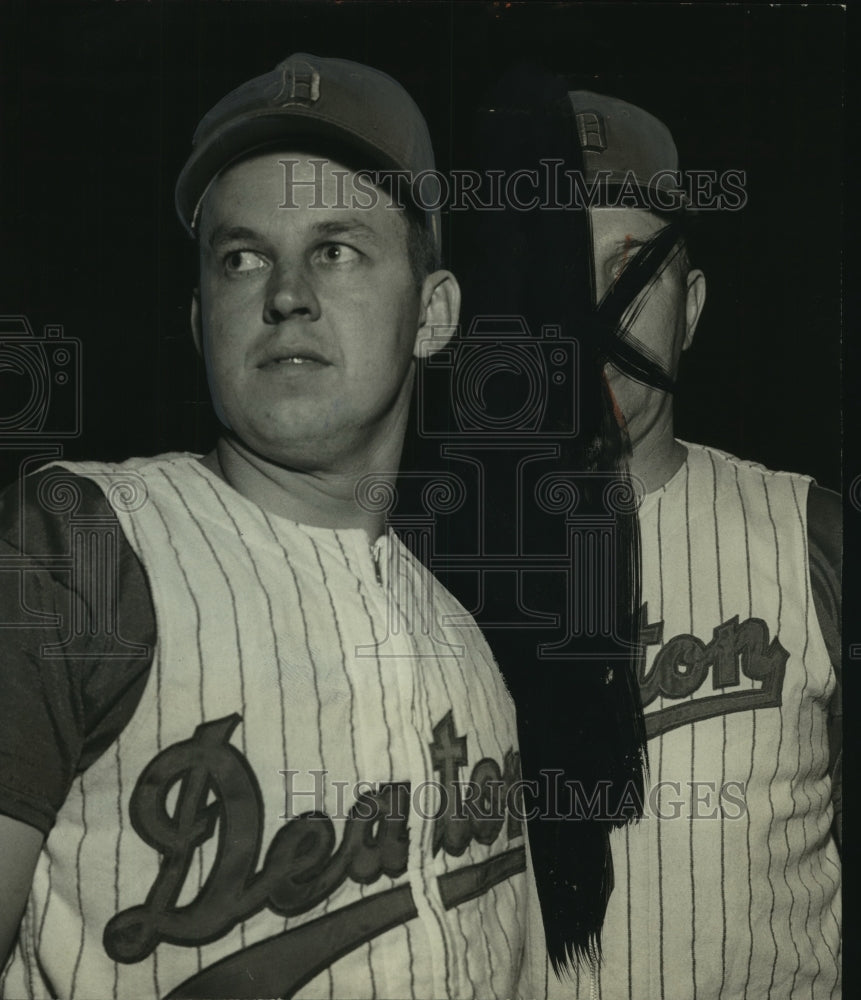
[263, 264, 322, 324]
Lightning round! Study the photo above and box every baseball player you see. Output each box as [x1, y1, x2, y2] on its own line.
[0, 53, 556, 999]
[559, 92, 842, 998]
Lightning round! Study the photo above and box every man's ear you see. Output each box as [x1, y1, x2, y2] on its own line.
[191, 289, 203, 357]
[683, 269, 706, 351]
[413, 270, 461, 359]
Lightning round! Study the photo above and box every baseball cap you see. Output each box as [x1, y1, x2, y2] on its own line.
[567, 91, 688, 211]
[175, 52, 440, 246]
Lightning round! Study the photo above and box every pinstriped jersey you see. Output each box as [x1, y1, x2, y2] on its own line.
[2, 454, 548, 1000]
[567, 442, 841, 1000]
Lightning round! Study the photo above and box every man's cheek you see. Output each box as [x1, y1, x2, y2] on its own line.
[202, 351, 234, 430]
[602, 372, 628, 430]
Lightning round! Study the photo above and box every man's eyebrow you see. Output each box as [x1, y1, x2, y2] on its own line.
[309, 219, 382, 243]
[207, 225, 261, 249]
[206, 220, 383, 249]
[612, 235, 650, 253]
[612, 224, 679, 253]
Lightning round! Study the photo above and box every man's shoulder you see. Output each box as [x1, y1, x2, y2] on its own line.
[50, 452, 204, 485]
[681, 438, 841, 588]
[0, 465, 114, 553]
[681, 440, 831, 515]
[0, 453, 204, 556]
[681, 439, 811, 485]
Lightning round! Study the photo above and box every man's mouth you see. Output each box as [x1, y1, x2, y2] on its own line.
[259, 350, 330, 369]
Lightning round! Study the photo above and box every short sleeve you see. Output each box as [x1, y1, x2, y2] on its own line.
[0, 467, 155, 834]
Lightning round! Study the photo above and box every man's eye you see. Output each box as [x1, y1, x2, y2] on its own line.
[609, 249, 638, 283]
[223, 250, 267, 274]
[315, 243, 360, 265]
[604, 257, 625, 286]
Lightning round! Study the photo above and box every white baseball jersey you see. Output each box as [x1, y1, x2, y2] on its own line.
[2, 454, 548, 1000]
[568, 441, 841, 999]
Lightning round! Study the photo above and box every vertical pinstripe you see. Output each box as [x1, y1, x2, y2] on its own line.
[68, 779, 87, 995]
[129, 484, 209, 982]
[311, 536, 359, 778]
[262, 511, 323, 762]
[684, 463, 698, 994]
[188, 467, 290, 958]
[338, 534, 386, 998]
[404, 587, 450, 999]
[625, 829, 633, 999]
[24, 878, 37, 998]
[440, 570, 506, 1000]
[4, 454, 545, 999]
[710, 462, 725, 995]
[311, 533, 356, 1000]
[414, 563, 457, 999]
[34, 854, 52, 983]
[573, 442, 841, 999]
[763, 478, 786, 992]
[194, 466, 288, 769]
[166, 474, 248, 752]
[735, 458, 759, 998]
[261, 511, 335, 998]
[709, 449, 730, 1000]
[408, 549, 530, 996]
[777, 485, 804, 984]
[788, 477, 816, 995]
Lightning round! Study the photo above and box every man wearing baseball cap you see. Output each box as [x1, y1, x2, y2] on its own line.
[562, 91, 841, 998]
[0, 54, 552, 998]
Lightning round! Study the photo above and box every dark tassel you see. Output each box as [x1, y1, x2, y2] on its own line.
[455, 62, 649, 973]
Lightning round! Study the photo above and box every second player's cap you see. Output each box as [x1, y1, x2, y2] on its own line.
[567, 90, 688, 210]
[175, 52, 440, 245]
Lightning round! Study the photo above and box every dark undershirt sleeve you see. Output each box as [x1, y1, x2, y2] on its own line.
[0, 467, 155, 835]
[806, 484, 842, 853]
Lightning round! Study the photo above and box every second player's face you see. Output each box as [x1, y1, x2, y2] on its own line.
[195, 152, 425, 473]
[589, 207, 702, 451]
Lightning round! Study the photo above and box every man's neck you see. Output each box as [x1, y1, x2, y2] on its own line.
[627, 431, 688, 496]
[201, 437, 392, 541]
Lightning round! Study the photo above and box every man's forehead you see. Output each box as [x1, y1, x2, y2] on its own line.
[211, 149, 361, 200]
[589, 207, 669, 249]
[198, 149, 406, 237]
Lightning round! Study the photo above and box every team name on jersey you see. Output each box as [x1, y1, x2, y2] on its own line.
[637, 604, 789, 738]
[102, 710, 525, 998]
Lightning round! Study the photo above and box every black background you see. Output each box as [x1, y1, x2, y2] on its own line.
[0, 0, 853, 988]
[0, 0, 845, 487]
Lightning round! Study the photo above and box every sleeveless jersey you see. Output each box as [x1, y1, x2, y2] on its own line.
[570, 441, 841, 999]
[2, 454, 548, 1000]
